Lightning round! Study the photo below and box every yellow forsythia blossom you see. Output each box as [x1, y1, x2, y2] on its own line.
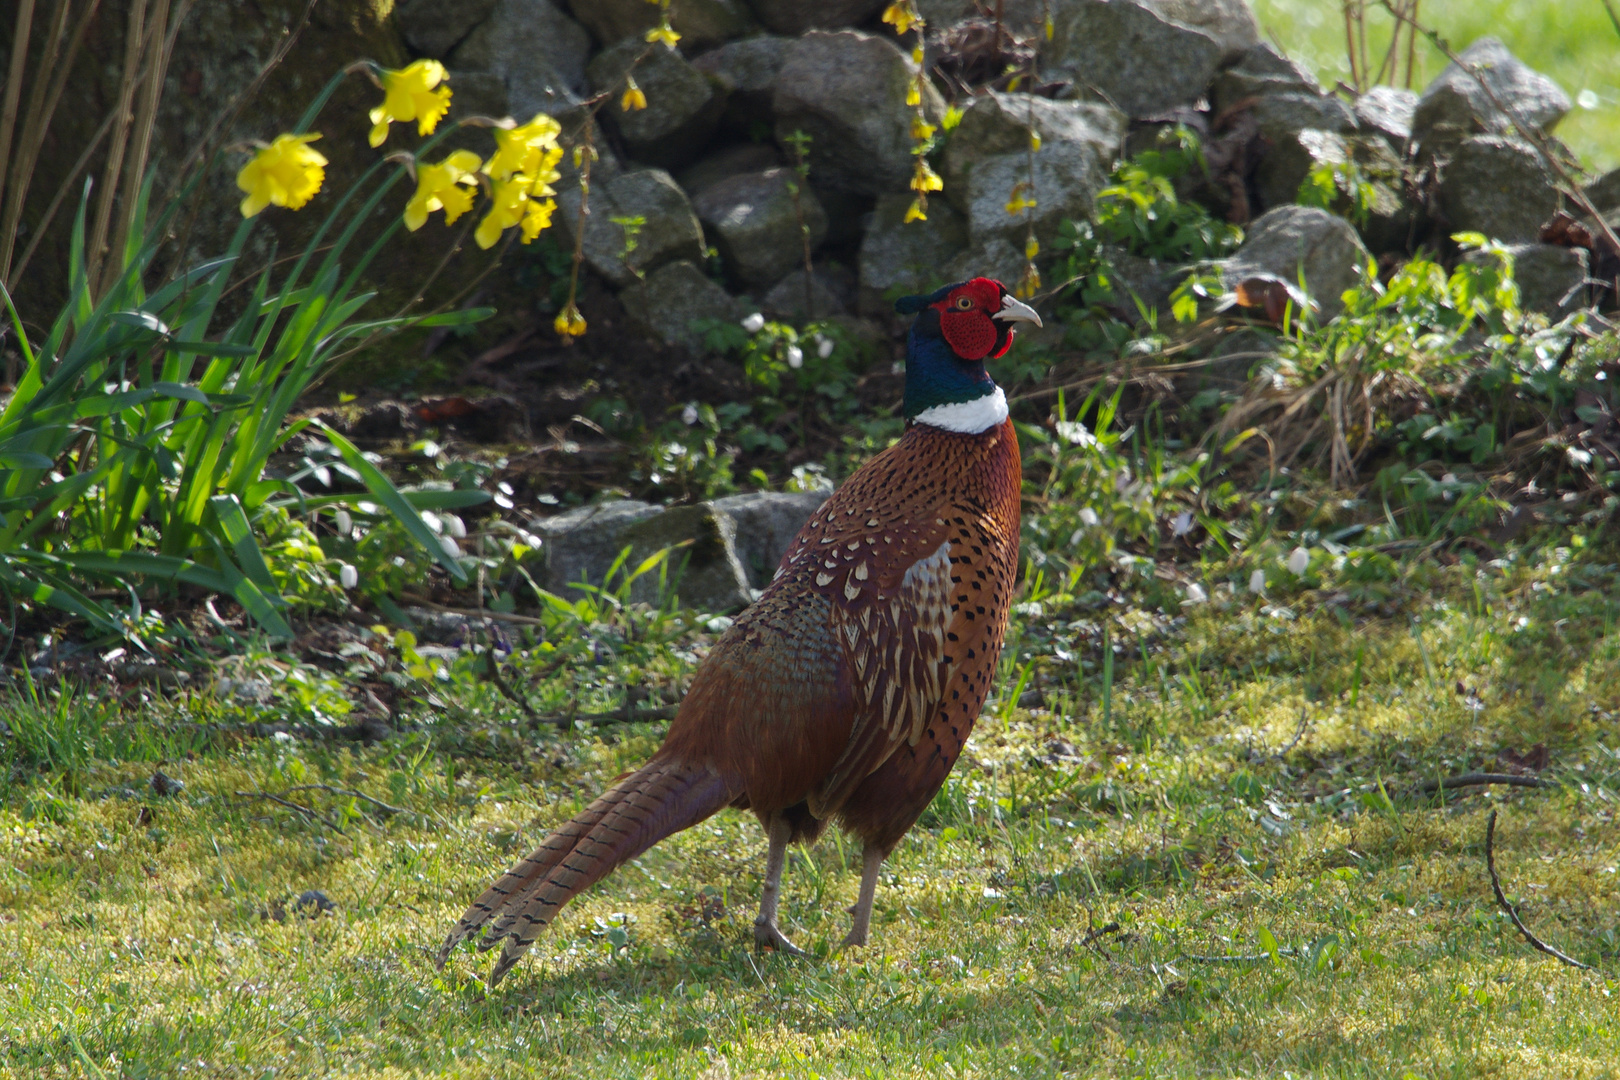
[1005, 186, 1037, 215]
[369, 60, 453, 147]
[554, 303, 587, 338]
[882, 2, 919, 35]
[621, 79, 648, 112]
[903, 198, 928, 223]
[403, 149, 482, 231]
[1015, 264, 1042, 299]
[1025, 236, 1040, 259]
[484, 113, 563, 181]
[236, 133, 326, 217]
[911, 117, 936, 141]
[910, 160, 943, 193]
[645, 23, 681, 48]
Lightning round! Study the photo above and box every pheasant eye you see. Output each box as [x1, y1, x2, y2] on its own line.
[955, 296, 973, 309]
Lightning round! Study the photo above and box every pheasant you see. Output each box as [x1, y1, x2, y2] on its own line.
[438, 277, 1039, 985]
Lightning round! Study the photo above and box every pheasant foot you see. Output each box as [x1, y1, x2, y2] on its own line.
[753, 918, 807, 956]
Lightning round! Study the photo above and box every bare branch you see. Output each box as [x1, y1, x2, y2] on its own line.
[1416, 772, 1553, 795]
[1485, 809, 1593, 971]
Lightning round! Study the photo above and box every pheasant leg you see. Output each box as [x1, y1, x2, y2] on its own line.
[841, 843, 885, 947]
[753, 814, 806, 956]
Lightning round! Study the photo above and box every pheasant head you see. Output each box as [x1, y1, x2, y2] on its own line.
[896, 277, 1041, 433]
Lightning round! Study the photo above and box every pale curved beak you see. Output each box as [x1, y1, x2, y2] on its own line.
[994, 293, 1042, 327]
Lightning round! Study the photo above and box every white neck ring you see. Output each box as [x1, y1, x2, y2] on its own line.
[912, 386, 1008, 434]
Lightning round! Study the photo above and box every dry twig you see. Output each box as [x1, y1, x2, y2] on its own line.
[1484, 809, 1592, 971]
[484, 646, 540, 726]
[1416, 772, 1552, 795]
[233, 789, 347, 833]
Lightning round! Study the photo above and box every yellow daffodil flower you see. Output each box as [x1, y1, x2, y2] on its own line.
[522, 197, 557, 241]
[368, 60, 452, 148]
[910, 160, 943, 193]
[645, 23, 681, 48]
[882, 2, 919, 35]
[554, 303, 587, 339]
[475, 175, 531, 249]
[529, 145, 564, 197]
[903, 198, 928, 223]
[236, 133, 327, 217]
[403, 149, 482, 231]
[484, 113, 562, 181]
[621, 78, 648, 112]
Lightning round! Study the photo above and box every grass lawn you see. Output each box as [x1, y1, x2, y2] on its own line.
[4, 543, 1619, 1078]
[1252, 0, 1620, 173]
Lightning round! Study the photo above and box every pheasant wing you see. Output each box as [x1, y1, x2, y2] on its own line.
[809, 539, 956, 817]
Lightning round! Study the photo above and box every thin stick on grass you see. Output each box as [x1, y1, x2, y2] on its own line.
[278, 784, 407, 816]
[1417, 772, 1552, 795]
[484, 646, 540, 726]
[1484, 809, 1592, 971]
[233, 789, 348, 833]
[528, 703, 678, 728]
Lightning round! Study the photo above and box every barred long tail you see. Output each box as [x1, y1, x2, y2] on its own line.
[437, 757, 736, 985]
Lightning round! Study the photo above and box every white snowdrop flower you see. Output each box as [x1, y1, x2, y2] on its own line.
[1578, 88, 1600, 110]
[1170, 511, 1193, 537]
[1287, 546, 1310, 575]
[446, 514, 467, 539]
[340, 564, 359, 590]
[1185, 583, 1208, 604]
[1249, 569, 1266, 594]
[681, 403, 699, 425]
[420, 510, 443, 534]
[817, 335, 834, 359]
[741, 312, 765, 333]
[439, 535, 462, 559]
[786, 345, 804, 369]
[1078, 507, 1100, 527]
[334, 509, 352, 534]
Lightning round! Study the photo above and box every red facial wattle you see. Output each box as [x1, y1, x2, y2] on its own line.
[939, 309, 998, 359]
[935, 278, 1015, 361]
